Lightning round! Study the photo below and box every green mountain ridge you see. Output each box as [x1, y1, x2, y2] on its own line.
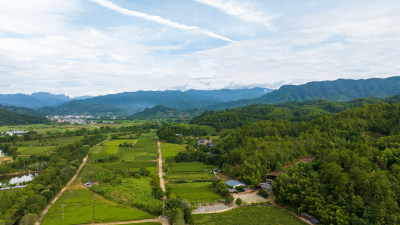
[210, 76, 400, 110]
[0, 109, 48, 125]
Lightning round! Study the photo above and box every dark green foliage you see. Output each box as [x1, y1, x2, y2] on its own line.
[0, 108, 47, 125]
[235, 198, 242, 206]
[258, 189, 268, 198]
[192, 95, 400, 131]
[190, 102, 400, 224]
[157, 124, 208, 143]
[130, 105, 204, 120]
[225, 194, 234, 204]
[235, 186, 244, 192]
[164, 198, 192, 224]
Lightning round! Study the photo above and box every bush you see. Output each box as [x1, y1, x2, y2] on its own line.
[225, 194, 234, 204]
[235, 186, 244, 192]
[259, 189, 269, 198]
[235, 198, 243, 206]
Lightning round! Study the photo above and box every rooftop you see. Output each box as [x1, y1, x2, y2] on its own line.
[225, 180, 246, 187]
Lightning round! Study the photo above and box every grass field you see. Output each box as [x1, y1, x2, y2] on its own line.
[161, 143, 185, 159]
[42, 188, 154, 225]
[168, 182, 222, 203]
[169, 162, 213, 173]
[192, 206, 307, 225]
[16, 136, 84, 155]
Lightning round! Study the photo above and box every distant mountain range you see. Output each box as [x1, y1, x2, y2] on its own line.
[1, 76, 400, 116]
[40, 88, 273, 115]
[210, 76, 400, 110]
[0, 92, 91, 108]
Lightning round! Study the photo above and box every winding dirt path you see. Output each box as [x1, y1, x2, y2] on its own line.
[35, 140, 107, 225]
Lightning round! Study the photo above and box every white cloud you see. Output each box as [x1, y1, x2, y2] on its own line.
[89, 0, 233, 42]
[194, 0, 278, 29]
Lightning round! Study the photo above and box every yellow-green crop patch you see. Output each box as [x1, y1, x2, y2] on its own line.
[161, 143, 186, 158]
[42, 188, 154, 225]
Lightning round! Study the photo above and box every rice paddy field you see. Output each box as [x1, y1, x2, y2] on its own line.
[192, 206, 307, 225]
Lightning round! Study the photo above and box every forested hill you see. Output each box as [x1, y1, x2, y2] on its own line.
[181, 102, 400, 224]
[39, 101, 121, 116]
[0, 109, 48, 125]
[192, 95, 400, 131]
[130, 105, 203, 120]
[0, 104, 45, 117]
[211, 76, 400, 109]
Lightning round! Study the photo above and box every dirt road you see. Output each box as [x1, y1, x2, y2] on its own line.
[157, 141, 165, 192]
[35, 140, 106, 225]
[76, 217, 170, 225]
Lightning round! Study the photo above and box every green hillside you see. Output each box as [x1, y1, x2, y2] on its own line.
[0, 109, 48, 125]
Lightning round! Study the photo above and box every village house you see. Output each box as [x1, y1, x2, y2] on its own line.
[196, 139, 215, 147]
[85, 180, 100, 188]
[301, 213, 320, 224]
[0, 150, 5, 157]
[4, 130, 29, 136]
[225, 180, 246, 189]
[259, 178, 274, 192]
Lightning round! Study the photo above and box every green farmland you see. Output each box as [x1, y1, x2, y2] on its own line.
[161, 142, 185, 159]
[42, 188, 153, 225]
[168, 182, 221, 203]
[166, 161, 219, 203]
[192, 206, 307, 225]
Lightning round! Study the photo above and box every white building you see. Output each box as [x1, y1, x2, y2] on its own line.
[0, 150, 5, 157]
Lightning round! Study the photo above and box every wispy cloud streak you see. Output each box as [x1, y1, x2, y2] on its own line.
[89, 0, 233, 42]
[194, 0, 277, 28]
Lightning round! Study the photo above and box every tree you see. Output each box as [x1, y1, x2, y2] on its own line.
[235, 198, 243, 206]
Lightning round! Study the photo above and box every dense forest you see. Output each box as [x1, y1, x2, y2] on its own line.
[192, 95, 400, 131]
[183, 102, 400, 224]
[0, 109, 48, 125]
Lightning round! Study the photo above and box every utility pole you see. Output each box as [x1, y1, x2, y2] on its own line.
[61, 204, 64, 222]
[92, 197, 94, 224]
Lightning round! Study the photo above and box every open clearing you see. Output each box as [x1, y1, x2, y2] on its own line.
[192, 206, 307, 225]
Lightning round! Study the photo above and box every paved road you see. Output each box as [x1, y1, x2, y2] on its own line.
[35, 140, 107, 225]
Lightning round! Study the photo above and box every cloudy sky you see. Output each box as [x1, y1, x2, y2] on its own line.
[1, 0, 399, 97]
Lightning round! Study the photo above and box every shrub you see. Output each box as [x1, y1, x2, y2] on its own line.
[259, 189, 269, 198]
[236, 198, 243, 206]
[235, 186, 244, 192]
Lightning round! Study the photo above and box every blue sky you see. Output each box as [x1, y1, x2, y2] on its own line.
[0, 0, 399, 97]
